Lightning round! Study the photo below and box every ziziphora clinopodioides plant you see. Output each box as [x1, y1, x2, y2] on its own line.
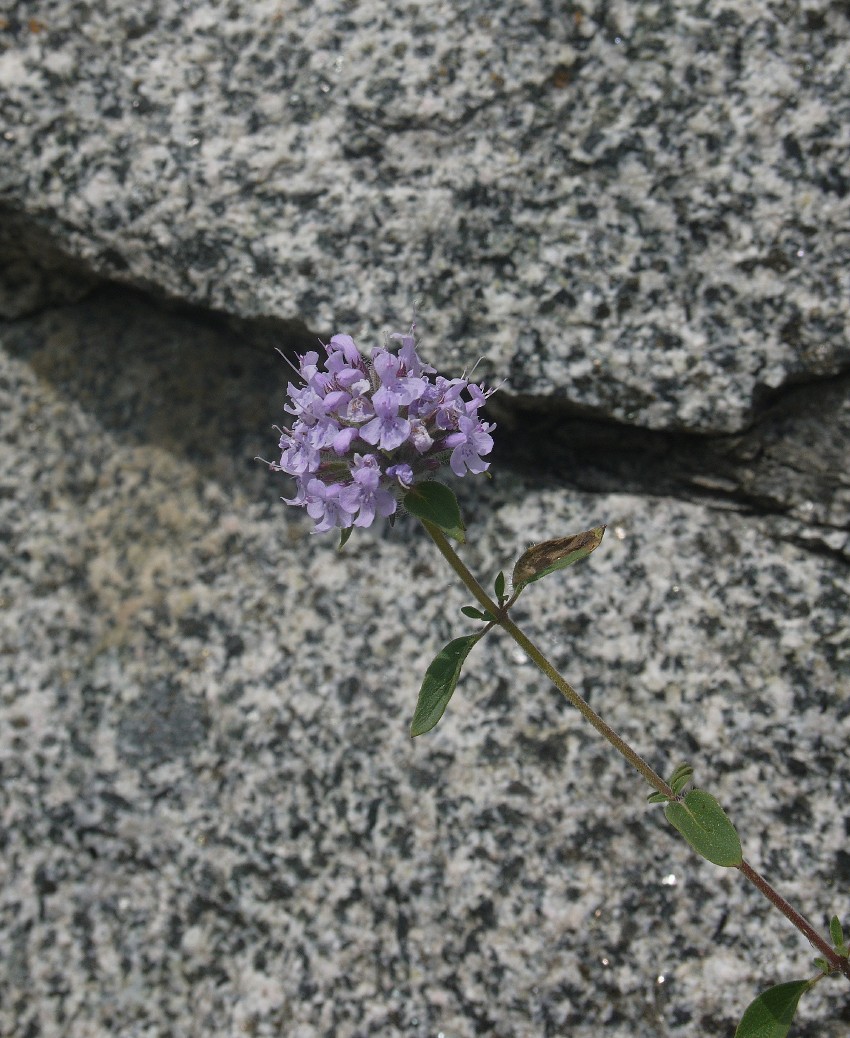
[263, 326, 850, 1037]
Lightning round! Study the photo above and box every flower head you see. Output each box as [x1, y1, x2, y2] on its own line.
[269, 327, 496, 532]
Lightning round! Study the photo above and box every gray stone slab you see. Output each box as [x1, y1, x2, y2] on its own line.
[2, 293, 848, 1037]
[2, 2, 849, 430]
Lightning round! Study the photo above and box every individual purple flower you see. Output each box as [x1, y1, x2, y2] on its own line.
[372, 349, 427, 405]
[359, 386, 411, 451]
[386, 463, 414, 489]
[340, 454, 397, 527]
[464, 382, 491, 414]
[325, 334, 369, 389]
[342, 382, 374, 424]
[303, 479, 358, 533]
[283, 380, 322, 421]
[327, 333, 362, 366]
[443, 415, 496, 477]
[332, 426, 360, 455]
[294, 351, 321, 385]
[417, 376, 467, 429]
[391, 329, 435, 378]
[269, 328, 496, 533]
[278, 425, 320, 475]
[407, 417, 433, 454]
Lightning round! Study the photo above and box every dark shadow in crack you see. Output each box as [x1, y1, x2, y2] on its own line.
[2, 281, 848, 552]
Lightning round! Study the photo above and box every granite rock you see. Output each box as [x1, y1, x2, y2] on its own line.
[1, 291, 849, 1037]
[2, 1, 850, 430]
[2, 0, 850, 1032]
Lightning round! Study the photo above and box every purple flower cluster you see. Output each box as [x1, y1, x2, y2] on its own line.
[271, 330, 496, 532]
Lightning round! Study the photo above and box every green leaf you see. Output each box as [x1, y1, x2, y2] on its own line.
[734, 980, 812, 1038]
[460, 606, 494, 622]
[410, 635, 479, 737]
[829, 915, 845, 952]
[669, 762, 694, 795]
[404, 482, 466, 542]
[812, 957, 830, 975]
[512, 527, 605, 592]
[494, 571, 506, 601]
[664, 789, 743, 867]
[338, 526, 354, 550]
[647, 764, 696, 806]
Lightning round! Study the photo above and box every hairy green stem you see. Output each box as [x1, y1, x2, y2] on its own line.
[421, 518, 850, 983]
[737, 860, 850, 980]
[421, 519, 673, 797]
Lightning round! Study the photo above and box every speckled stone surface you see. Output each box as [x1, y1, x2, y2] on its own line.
[2, 1, 850, 430]
[2, 293, 849, 1037]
